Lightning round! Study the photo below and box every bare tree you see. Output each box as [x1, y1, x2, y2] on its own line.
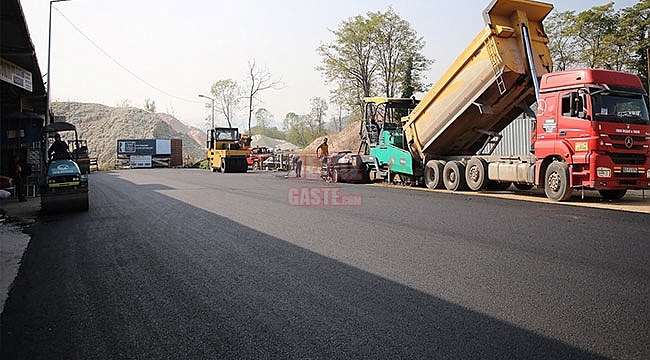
[211, 79, 242, 128]
[144, 98, 156, 113]
[245, 59, 282, 134]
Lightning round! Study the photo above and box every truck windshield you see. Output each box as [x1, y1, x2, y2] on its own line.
[591, 93, 649, 125]
[216, 129, 238, 140]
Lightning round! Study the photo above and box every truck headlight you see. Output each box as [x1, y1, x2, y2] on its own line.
[597, 167, 611, 178]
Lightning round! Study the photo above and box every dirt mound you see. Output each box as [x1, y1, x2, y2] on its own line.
[52, 102, 205, 169]
[303, 120, 361, 154]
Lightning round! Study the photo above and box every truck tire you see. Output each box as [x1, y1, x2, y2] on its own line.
[544, 161, 573, 201]
[465, 157, 487, 191]
[252, 161, 259, 171]
[221, 159, 227, 173]
[443, 161, 468, 191]
[598, 189, 627, 200]
[424, 160, 445, 189]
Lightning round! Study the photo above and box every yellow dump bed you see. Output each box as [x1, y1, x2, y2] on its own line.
[403, 0, 553, 159]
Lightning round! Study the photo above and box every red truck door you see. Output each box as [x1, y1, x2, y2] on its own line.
[555, 91, 592, 165]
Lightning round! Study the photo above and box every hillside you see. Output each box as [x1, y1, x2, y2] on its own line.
[52, 102, 205, 169]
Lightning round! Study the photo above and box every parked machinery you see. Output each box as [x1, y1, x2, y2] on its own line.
[359, 0, 650, 201]
[41, 121, 89, 212]
[206, 127, 249, 173]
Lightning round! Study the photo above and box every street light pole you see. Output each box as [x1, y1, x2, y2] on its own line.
[198, 94, 215, 130]
[46, 0, 72, 124]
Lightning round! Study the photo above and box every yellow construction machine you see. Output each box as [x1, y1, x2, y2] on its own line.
[206, 127, 249, 173]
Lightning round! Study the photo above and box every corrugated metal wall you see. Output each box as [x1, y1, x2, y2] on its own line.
[491, 116, 533, 156]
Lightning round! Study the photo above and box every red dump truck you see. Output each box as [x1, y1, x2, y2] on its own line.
[362, 0, 650, 201]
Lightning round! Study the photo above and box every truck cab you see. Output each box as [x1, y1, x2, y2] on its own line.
[536, 69, 650, 199]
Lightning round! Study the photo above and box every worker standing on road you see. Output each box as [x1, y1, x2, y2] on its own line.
[316, 137, 330, 182]
[292, 154, 303, 178]
[11, 154, 26, 202]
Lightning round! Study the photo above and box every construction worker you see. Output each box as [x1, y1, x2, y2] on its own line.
[292, 154, 303, 178]
[48, 133, 70, 160]
[316, 137, 330, 181]
[11, 154, 26, 202]
[316, 137, 329, 160]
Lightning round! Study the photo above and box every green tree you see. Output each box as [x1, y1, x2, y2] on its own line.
[283, 112, 321, 147]
[619, 0, 650, 92]
[254, 108, 272, 135]
[317, 8, 431, 115]
[570, 3, 618, 68]
[546, 10, 579, 71]
[317, 14, 376, 104]
[371, 7, 431, 98]
[309, 97, 329, 134]
[250, 125, 285, 139]
[545, 2, 648, 91]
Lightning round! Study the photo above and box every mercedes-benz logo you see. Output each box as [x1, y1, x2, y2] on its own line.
[625, 136, 634, 148]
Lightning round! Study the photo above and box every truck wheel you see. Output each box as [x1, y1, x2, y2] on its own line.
[252, 161, 259, 171]
[332, 169, 339, 183]
[221, 159, 227, 173]
[465, 157, 487, 191]
[424, 160, 445, 189]
[443, 161, 467, 191]
[544, 161, 573, 201]
[598, 189, 627, 200]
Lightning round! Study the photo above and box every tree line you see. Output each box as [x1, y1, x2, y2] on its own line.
[546, 1, 649, 91]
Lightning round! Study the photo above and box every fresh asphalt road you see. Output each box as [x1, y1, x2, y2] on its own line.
[2, 169, 649, 359]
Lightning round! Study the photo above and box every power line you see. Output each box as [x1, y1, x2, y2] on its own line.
[52, 6, 202, 104]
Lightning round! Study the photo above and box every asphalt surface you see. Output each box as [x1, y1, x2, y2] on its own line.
[1, 169, 649, 359]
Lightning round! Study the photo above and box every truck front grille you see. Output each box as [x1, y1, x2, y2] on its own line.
[608, 153, 646, 165]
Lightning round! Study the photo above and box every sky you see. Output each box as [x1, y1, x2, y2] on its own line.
[19, 0, 638, 130]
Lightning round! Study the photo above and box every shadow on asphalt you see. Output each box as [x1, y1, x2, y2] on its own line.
[1, 172, 609, 359]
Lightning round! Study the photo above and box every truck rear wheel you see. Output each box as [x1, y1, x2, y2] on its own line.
[443, 161, 468, 191]
[424, 160, 445, 189]
[544, 161, 573, 201]
[221, 159, 227, 173]
[465, 157, 487, 191]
